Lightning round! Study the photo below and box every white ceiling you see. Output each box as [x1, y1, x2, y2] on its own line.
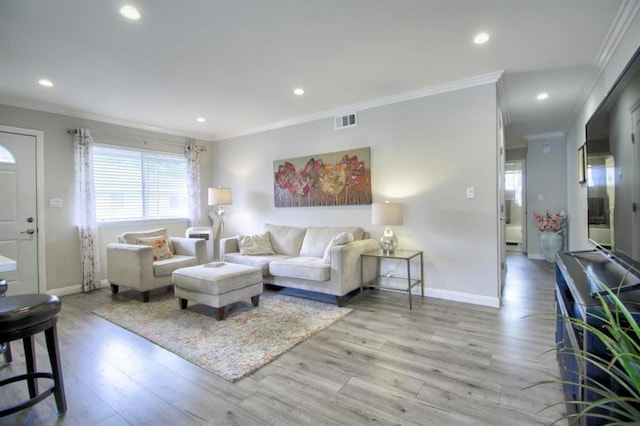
[0, 0, 630, 146]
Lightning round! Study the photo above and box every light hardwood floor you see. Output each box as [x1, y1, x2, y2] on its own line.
[0, 253, 567, 425]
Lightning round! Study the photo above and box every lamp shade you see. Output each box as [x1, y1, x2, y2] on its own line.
[208, 187, 233, 205]
[372, 202, 403, 225]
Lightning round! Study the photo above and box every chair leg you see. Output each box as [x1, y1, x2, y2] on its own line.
[110, 284, 119, 294]
[142, 291, 150, 303]
[179, 298, 188, 309]
[251, 295, 260, 307]
[45, 324, 67, 414]
[23, 335, 38, 398]
[335, 296, 345, 307]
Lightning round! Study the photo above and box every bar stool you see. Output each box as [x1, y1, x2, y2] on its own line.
[0, 294, 67, 417]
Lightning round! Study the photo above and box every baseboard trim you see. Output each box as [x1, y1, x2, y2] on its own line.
[528, 253, 545, 261]
[424, 288, 500, 308]
[48, 280, 109, 297]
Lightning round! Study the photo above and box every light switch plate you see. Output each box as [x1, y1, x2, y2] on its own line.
[49, 198, 63, 208]
[466, 187, 475, 199]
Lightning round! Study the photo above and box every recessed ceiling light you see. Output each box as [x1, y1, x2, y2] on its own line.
[196, 117, 206, 123]
[473, 32, 490, 45]
[119, 5, 142, 20]
[293, 88, 305, 96]
[38, 79, 54, 87]
[537, 92, 549, 100]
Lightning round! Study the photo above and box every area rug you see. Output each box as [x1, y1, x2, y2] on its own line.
[93, 291, 351, 382]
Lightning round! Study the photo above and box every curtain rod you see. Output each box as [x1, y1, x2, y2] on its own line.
[65, 128, 206, 150]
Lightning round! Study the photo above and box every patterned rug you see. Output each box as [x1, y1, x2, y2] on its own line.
[93, 291, 351, 382]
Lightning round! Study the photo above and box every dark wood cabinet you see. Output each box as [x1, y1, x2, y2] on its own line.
[555, 250, 640, 425]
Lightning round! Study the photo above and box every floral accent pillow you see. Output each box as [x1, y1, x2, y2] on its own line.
[137, 236, 174, 261]
[323, 232, 354, 263]
[238, 232, 275, 255]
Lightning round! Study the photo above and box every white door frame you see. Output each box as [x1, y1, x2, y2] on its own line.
[0, 125, 46, 293]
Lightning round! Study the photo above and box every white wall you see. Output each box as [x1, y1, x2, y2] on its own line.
[526, 134, 568, 257]
[0, 104, 213, 293]
[210, 83, 502, 306]
[565, 13, 640, 252]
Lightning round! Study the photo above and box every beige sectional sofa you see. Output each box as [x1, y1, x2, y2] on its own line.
[220, 223, 379, 306]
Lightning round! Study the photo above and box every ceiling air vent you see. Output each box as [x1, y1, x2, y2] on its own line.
[335, 113, 357, 130]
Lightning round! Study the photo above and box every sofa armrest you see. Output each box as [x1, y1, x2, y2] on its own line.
[169, 237, 206, 264]
[329, 238, 380, 293]
[220, 236, 239, 259]
[106, 243, 154, 291]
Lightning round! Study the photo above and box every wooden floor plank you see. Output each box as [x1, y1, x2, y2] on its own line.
[0, 252, 568, 425]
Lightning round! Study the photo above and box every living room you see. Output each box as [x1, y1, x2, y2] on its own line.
[1, 1, 640, 424]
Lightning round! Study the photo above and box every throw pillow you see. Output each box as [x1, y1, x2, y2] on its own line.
[322, 232, 354, 263]
[238, 232, 275, 255]
[136, 236, 174, 261]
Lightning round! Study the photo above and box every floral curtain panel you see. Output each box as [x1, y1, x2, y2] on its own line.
[74, 128, 101, 292]
[185, 144, 204, 226]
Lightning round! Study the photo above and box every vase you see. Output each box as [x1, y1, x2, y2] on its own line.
[540, 231, 563, 263]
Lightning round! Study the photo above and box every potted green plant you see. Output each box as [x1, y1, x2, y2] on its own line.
[534, 277, 640, 425]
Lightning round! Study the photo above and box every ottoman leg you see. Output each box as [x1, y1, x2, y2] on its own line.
[179, 298, 188, 309]
[215, 307, 225, 321]
[251, 295, 260, 307]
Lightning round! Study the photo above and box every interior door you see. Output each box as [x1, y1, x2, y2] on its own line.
[0, 131, 38, 295]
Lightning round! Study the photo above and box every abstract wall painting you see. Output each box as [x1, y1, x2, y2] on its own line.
[273, 147, 372, 207]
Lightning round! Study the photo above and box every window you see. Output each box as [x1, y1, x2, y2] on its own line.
[93, 146, 188, 221]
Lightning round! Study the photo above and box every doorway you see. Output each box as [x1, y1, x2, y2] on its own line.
[0, 126, 45, 295]
[505, 160, 525, 252]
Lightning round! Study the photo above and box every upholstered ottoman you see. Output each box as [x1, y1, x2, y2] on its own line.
[173, 263, 263, 320]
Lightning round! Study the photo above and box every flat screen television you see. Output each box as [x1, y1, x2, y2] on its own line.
[585, 46, 640, 269]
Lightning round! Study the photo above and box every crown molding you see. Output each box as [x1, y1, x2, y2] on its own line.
[216, 70, 505, 141]
[562, 0, 640, 134]
[0, 98, 216, 143]
[524, 131, 565, 142]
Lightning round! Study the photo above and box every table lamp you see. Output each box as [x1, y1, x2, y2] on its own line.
[372, 201, 403, 254]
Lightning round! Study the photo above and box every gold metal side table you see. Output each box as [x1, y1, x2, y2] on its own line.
[360, 249, 424, 309]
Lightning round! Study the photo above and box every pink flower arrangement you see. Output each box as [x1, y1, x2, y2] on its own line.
[533, 210, 567, 233]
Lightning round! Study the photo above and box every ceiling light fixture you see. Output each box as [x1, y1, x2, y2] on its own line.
[293, 88, 305, 96]
[196, 117, 206, 123]
[119, 5, 142, 20]
[473, 32, 490, 45]
[38, 79, 54, 87]
[537, 92, 549, 100]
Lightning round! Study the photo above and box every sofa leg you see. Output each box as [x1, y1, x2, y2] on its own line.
[142, 291, 150, 303]
[215, 307, 225, 321]
[251, 295, 260, 307]
[335, 296, 345, 307]
[179, 298, 188, 310]
[110, 284, 119, 294]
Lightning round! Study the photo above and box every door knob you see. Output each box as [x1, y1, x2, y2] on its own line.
[20, 228, 35, 235]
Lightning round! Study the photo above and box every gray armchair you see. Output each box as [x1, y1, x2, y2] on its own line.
[106, 228, 206, 302]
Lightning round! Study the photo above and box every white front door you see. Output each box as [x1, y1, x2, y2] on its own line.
[0, 131, 38, 295]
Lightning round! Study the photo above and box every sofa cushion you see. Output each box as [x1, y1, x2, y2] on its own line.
[153, 255, 198, 276]
[224, 252, 292, 276]
[264, 223, 306, 256]
[237, 232, 275, 255]
[137, 236, 174, 261]
[322, 232, 355, 263]
[119, 228, 167, 245]
[299, 226, 364, 257]
[269, 257, 330, 282]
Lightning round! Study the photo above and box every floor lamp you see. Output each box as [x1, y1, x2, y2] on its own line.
[208, 187, 233, 238]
